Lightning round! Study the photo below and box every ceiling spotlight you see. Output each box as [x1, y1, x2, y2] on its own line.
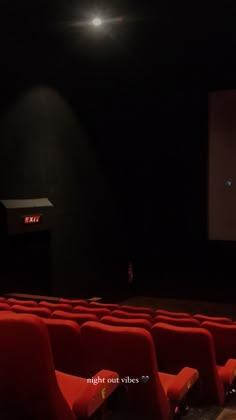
[92, 17, 102, 27]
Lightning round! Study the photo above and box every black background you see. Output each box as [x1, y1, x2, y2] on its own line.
[0, 1, 235, 301]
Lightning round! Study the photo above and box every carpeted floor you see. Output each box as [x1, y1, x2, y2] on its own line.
[119, 295, 236, 419]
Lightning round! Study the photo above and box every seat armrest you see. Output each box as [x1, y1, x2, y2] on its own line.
[73, 369, 120, 417]
[218, 359, 236, 385]
[166, 367, 199, 401]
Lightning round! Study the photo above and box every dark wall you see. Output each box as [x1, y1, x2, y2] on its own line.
[0, 74, 227, 301]
[0, 86, 127, 297]
[1, 0, 236, 302]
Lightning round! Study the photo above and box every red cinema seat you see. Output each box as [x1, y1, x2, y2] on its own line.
[43, 319, 83, 376]
[51, 310, 99, 325]
[39, 301, 73, 311]
[0, 313, 120, 419]
[153, 315, 200, 327]
[202, 321, 236, 365]
[81, 321, 198, 419]
[59, 298, 89, 306]
[120, 305, 154, 316]
[0, 297, 6, 302]
[11, 305, 51, 318]
[151, 322, 236, 405]
[89, 302, 120, 311]
[73, 306, 110, 318]
[155, 309, 191, 318]
[111, 310, 153, 322]
[101, 316, 152, 331]
[0, 310, 16, 318]
[7, 298, 37, 307]
[0, 303, 11, 311]
[193, 314, 232, 325]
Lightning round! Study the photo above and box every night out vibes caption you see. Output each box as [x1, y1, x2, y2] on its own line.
[87, 375, 150, 385]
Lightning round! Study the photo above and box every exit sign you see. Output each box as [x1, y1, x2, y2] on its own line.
[23, 215, 42, 224]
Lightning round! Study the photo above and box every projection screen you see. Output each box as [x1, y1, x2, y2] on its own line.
[208, 90, 236, 240]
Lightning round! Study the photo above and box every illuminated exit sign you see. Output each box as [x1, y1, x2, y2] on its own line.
[23, 215, 42, 224]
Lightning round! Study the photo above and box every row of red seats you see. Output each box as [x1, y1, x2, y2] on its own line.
[3, 303, 236, 367]
[43, 318, 236, 406]
[0, 298, 234, 325]
[0, 311, 122, 420]
[2, 306, 236, 394]
[3, 310, 236, 414]
[1, 298, 156, 315]
[1, 308, 236, 418]
[0, 311, 199, 420]
[0, 303, 234, 329]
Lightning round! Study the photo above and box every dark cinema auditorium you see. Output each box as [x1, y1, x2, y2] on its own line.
[1, 1, 236, 420]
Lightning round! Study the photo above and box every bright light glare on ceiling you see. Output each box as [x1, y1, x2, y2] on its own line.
[92, 17, 102, 26]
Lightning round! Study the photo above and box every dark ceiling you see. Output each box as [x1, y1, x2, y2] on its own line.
[1, 1, 236, 88]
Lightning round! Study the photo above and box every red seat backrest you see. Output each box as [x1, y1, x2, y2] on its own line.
[120, 305, 154, 316]
[89, 302, 120, 311]
[59, 298, 89, 306]
[43, 318, 83, 376]
[151, 322, 224, 405]
[111, 310, 153, 322]
[153, 315, 200, 327]
[11, 305, 51, 318]
[51, 310, 99, 325]
[39, 301, 73, 311]
[73, 306, 110, 318]
[101, 316, 152, 330]
[7, 299, 37, 307]
[80, 321, 171, 419]
[0, 310, 17, 317]
[155, 309, 191, 318]
[193, 314, 232, 324]
[0, 313, 75, 419]
[0, 303, 11, 311]
[202, 321, 236, 365]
